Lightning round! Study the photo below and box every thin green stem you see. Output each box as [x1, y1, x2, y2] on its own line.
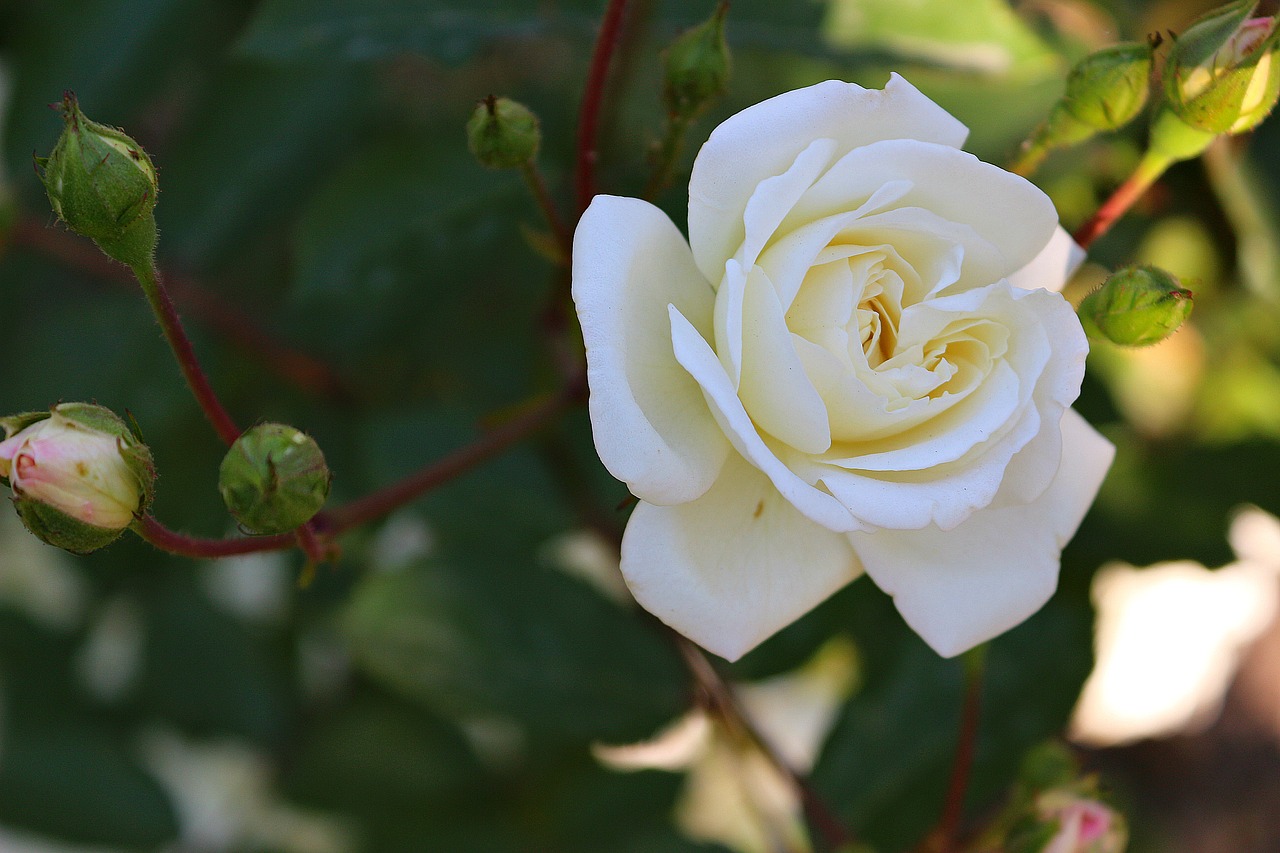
[131, 261, 242, 446]
[643, 112, 693, 200]
[521, 163, 573, 262]
[1072, 151, 1173, 249]
[1007, 138, 1049, 178]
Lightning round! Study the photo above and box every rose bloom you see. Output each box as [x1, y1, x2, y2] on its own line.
[572, 75, 1114, 660]
[0, 415, 141, 530]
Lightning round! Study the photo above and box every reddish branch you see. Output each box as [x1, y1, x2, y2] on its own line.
[575, 0, 630, 214]
[8, 217, 352, 402]
[136, 377, 585, 559]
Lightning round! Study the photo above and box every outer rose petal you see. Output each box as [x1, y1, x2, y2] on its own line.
[849, 409, 1115, 657]
[573, 196, 730, 505]
[1007, 226, 1085, 294]
[621, 454, 862, 662]
[688, 74, 968, 283]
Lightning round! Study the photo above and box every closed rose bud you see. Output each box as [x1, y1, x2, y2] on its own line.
[219, 423, 331, 534]
[1164, 4, 1280, 135]
[663, 2, 731, 119]
[0, 403, 155, 554]
[466, 96, 541, 170]
[1079, 265, 1193, 347]
[35, 92, 159, 266]
[1034, 791, 1127, 853]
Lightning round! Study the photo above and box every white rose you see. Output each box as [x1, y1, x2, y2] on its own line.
[572, 75, 1114, 661]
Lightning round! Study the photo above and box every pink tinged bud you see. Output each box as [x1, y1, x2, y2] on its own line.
[1037, 792, 1126, 853]
[4, 418, 140, 529]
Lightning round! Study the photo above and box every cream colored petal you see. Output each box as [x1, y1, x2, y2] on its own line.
[572, 195, 730, 505]
[851, 409, 1114, 657]
[669, 306, 859, 532]
[737, 266, 831, 454]
[621, 454, 862, 662]
[688, 75, 967, 282]
[1007, 226, 1085, 294]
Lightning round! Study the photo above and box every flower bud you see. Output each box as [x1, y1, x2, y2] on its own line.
[219, 424, 331, 534]
[34, 92, 159, 266]
[1164, 3, 1280, 135]
[0, 403, 155, 554]
[1031, 791, 1127, 853]
[1044, 42, 1153, 146]
[663, 1, 731, 119]
[466, 96, 541, 170]
[1079, 265, 1193, 347]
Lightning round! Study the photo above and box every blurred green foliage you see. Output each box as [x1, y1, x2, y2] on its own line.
[1, 0, 1279, 851]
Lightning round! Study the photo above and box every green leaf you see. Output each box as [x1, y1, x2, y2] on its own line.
[0, 723, 178, 848]
[823, 0, 1058, 76]
[283, 692, 488, 816]
[812, 584, 1094, 851]
[344, 556, 687, 743]
[288, 136, 541, 404]
[134, 573, 287, 742]
[156, 63, 374, 268]
[236, 0, 603, 64]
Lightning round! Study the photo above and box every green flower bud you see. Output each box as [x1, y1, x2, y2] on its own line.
[0, 403, 155, 554]
[663, 1, 731, 119]
[34, 92, 159, 266]
[1164, 3, 1280, 135]
[466, 96, 541, 170]
[1018, 741, 1080, 794]
[1059, 42, 1153, 131]
[219, 423, 331, 534]
[1079, 265, 1193, 347]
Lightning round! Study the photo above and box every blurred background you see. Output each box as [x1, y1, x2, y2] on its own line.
[1, 0, 1279, 850]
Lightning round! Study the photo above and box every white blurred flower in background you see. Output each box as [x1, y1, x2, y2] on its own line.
[1072, 507, 1280, 745]
[595, 639, 856, 853]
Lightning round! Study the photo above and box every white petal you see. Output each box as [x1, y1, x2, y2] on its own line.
[688, 75, 968, 283]
[737, 266, 831, 454]
[669, 306, 859, 532]
[621, 454, 862, 661]
[572, 196, 730, 505]
[1007, 226, 1086, 294]
[850, 409, 1115, 657]
[737, 138, 838, 271]
[786, 139, 1059, 282]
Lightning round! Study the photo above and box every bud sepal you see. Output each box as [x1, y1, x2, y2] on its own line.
[35, 92, 159, 266]
[1163, 3, 1280, 136]
[662, 1, 732, 120]
[218, 423, 331, 535]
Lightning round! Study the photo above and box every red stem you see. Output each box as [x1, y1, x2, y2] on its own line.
[134, 380, 582, 560]
[676, 639, 855, 851]
[9, 218, 352, 402]
[1072, 153, 1169, 249]
[920, 647, 988, 853]
[575, 0, 630, 215]
[135, 262, 242, 446]
[135, 514, 294, 557]
[324, 381, 582, 531]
